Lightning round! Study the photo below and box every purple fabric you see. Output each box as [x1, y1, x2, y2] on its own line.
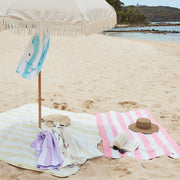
[31, 130, 63, 170]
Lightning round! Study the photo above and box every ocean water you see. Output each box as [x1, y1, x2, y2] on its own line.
[105, 24, 180, 43]
[151, 22, 180, 25]
[105, 31, 180, 43]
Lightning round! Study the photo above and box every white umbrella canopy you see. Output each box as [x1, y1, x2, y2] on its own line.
[1, 0, 116, 36]
[0, 0, 13, 30]
[0, 0, 116, 128]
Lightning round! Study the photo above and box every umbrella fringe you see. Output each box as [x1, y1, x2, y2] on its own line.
[0, 17, 4, 31]
[3, 14, 116, 36]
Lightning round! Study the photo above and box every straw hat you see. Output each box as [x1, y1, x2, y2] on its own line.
[43, 114, 71, 127]
[128, 118, 159, 134]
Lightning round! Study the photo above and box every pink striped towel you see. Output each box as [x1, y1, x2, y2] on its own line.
[96, 109, 180, 159]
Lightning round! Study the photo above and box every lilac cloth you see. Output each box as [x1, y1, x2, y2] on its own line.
[31, 130, 63, 170]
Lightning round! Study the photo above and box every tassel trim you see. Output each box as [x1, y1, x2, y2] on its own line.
[0, 17, 4, 31]
[3, 14, 117, 36]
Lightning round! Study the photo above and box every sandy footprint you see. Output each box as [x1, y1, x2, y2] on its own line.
[141, 162, 160, 170]
[53, 102, 60, 109]
[114, 166, 132, 178]
[118, 101, 139, 109]
[160, 111, 180, 130]
[59, 102, 68, 110]
[82, 100, 94, 109]
[53, 102, 68, 110]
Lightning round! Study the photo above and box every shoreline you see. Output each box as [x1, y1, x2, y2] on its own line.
[115, 23, 180, 28]
[109, 23, 180, 35]
[104, 29, 180, 34]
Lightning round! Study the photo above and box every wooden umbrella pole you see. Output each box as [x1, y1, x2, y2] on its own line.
[38, 71, 42, 128]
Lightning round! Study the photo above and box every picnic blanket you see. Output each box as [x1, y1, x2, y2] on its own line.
[0, 104, 102, 177]
[96, 109, 180, 159]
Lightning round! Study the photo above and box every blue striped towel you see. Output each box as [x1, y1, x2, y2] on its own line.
[16, 30, 50, 79]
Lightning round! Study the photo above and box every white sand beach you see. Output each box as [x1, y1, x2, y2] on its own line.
[0, 31, 180, 180]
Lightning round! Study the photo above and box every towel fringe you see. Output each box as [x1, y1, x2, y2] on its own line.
[3, 14, 116, 36]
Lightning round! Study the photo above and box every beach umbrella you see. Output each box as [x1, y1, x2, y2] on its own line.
[1, 0, 116, 128]
[0, 0, 12, 30]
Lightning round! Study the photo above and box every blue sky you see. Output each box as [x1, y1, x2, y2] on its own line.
[122, 0, 180, 9]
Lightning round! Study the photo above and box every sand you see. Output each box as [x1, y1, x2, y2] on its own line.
[0, 31, 180, 180]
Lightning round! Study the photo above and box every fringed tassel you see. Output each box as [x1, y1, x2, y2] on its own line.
[0, 17, 3, 31]
[3, 14, 116, 36]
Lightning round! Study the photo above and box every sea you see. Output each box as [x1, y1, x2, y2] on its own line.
[104, 22, 180, 43]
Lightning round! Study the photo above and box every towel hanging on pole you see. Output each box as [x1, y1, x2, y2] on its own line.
[16, 30, 50, 80]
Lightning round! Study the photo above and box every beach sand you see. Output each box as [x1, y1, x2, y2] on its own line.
[0, 31, 180, 180]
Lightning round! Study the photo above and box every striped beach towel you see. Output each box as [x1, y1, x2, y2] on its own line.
[31, 130, 63, 170]
[96, 109, 180, 159]
[16, 30, 50, 79]
[0, 104, 102, 177]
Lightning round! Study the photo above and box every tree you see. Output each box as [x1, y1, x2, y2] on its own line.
[106, 1, 147, 24]
[106, 0, 124, 22]
[120, 6, 147, 24]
